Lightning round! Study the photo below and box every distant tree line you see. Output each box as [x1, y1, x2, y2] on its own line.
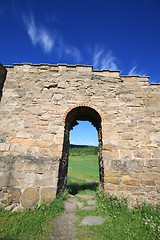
[69, 144, 99, 156]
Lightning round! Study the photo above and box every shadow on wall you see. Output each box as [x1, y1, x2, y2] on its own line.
[0, 63, 7, 102]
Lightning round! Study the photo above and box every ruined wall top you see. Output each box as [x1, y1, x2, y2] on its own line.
[4, 62, 152, 81]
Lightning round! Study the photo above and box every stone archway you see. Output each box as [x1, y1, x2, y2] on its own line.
[57, 106, 104, 194]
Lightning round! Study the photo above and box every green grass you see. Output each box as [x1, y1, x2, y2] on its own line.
[68, 155, 99, 182]
[76, 188, 160, 240]
[0, 193, 67, 240]
[67, 154, 99, 194]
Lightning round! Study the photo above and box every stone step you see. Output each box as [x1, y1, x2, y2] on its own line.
[80, 216, 106, 226]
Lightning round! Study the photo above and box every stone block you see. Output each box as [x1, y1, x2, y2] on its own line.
[41, 187, 56, 203]
[157, 185, 160, 193]
[110, 160, 123, 171]
[119, 150, 132, 159]
[8, 188, 21, 204]
[133, 149, 151, 158]
[0, 152, 4, 157]
[122, 175, 140, 186]
[103, 148, 119, 159]
[142, 186, 156, 193]
[152, 150, 160, 158]
[0, 143, 10, 151]
[37, 141, 54, 148]
[141, 180, 156, 186]
[150, 159, 160, 168]
[104, 183, 118, 191]
[0, 175, 9, 186]
[9, 137, 34, 147]
[16, 132, 32, 138]
[123, 160, 141, 170]
[121, 133, 134, 140]
[21, 187, 39, 208]
[106, 177, 120, 184]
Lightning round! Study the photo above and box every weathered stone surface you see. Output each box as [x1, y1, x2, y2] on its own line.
[87, 200, 97, 205]
[41, 187, 56, 203]
[122, 176, 140, 186]
[5, 204, 16, 211]
[80, 216, 106, 226]
[0, 175, 8, 186]
[52, 213, 78, 240]
[0, 63, 160, 206]
[76, 194, 94, 200]
[8, 188, 21, 204]
[64, 201, 77, 212]
[141, 180, 156, 186]
[12, 205, 24, 212]
[36, 141, 54, 148]
[21, 187, 39, 208]
[9, 138, 34, 147]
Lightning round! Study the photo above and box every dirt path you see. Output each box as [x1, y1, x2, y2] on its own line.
[51, 194, 105, 240]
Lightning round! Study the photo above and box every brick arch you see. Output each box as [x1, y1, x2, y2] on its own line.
[62, 103, 104, 123]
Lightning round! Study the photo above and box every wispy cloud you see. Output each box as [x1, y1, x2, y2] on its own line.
[128, 65, 147, 76]
[23, 14, 54, 53]
[93, 46, 118, 70]
[128, 66, 137, 75]
[65, 46, 81, 62]
[22, 13, 81, 61]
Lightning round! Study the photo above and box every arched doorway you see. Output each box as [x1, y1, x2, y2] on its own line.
[57, 106, 104, 194]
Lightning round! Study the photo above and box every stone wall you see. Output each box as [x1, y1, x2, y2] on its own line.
[0, 63, 160, 208]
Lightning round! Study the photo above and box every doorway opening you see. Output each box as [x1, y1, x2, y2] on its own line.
[57, 106, 104, 195]
[68, 121, 99, 194]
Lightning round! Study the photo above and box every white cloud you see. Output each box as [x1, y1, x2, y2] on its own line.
[23, 15, 54, 53]
[22, 14, 81, 61]
[65, 47, 81, 62]
[128, 66, 137, 75]
[93, 49, 103, 68]
[101, 51, 117, 70]
[93, 47, 118, 70]
[128, 66, 147, 76]
[39, 29, 54, 53]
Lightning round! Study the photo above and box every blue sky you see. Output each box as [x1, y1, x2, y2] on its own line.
[70, 121, 98, 146]
[1, 0, 160, 145]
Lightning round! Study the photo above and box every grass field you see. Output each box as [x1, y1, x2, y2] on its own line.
[68, 155, 99, 181]
[67, 153, 100, 194]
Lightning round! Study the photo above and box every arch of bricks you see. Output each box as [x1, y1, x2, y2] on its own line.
[62, 103, 104, 123]
[0, 63, 160, 208]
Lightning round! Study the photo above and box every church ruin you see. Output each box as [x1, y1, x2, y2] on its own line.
[0, 63, 160, 208]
